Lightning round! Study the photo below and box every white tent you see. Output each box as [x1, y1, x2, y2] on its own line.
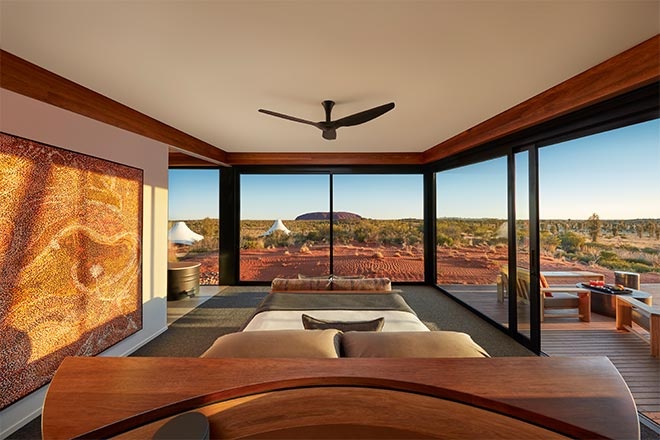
[168, 221, 204, 245]
[261, 219, 291, 236]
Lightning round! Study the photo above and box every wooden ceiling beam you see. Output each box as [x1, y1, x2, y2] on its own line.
[225, 152, 423, 166]
[422, 35, 660, 164]
[1, 49, 228, 165]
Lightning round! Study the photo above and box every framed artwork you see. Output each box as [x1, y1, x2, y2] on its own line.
[0, 132, 143, 409]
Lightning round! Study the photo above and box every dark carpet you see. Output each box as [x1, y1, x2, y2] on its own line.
[132, 285, 534, 358]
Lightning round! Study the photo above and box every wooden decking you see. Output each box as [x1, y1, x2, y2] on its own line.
[443, 284, 660, 426]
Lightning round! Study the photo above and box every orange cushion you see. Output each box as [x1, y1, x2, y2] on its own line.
[539, 273, 552, 297]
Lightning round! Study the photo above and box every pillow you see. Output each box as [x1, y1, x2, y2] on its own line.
[271, 277, 331, 291]
[302, 314, 385, 332]
[200, 330, 342, 358]
[539, 273, 552, 297]
[342, 331, 490, 358]
[298, 274, 332, 280]
[331, 275, 365, 280]
[331, 277, 391, 291]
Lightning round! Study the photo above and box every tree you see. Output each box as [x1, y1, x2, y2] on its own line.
[646, 221, 656, 239]
[586, 213, 601, 242]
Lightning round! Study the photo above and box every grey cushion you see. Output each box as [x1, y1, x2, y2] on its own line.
[302, 314, 385, 332]
[200, 330, 342, 358]
[342, 331, 490, 358]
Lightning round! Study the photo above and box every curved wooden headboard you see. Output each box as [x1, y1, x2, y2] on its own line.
[42, 357, 638, 439]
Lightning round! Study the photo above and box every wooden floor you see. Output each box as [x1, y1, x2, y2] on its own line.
[444, 284, 660, 426]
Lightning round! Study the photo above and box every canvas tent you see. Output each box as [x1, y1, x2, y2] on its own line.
[168, 221, 204, 245]
[262, 219, 291, 236]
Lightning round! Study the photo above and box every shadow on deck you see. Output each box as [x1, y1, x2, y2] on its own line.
[442, 283, 660, 427]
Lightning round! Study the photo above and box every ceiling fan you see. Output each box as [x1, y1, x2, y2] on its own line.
[258, 100, 395, 140]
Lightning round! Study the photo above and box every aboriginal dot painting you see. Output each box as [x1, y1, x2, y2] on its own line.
[0, 133, 143, 409]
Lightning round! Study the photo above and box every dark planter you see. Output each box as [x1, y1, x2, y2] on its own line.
[167, 262, 201, 301]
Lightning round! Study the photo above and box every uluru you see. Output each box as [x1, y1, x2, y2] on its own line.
[295, 211, 362, 221]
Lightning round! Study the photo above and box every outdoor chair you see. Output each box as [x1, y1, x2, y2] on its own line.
[498, 267, 591, 322]
[616, 295, 659, 357]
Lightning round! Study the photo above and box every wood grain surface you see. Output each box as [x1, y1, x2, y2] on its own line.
[42, 356, 638, 439]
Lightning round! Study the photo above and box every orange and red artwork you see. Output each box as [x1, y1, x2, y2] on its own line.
[0, 133, 143, 409]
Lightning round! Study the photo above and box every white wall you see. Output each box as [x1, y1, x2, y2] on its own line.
[0, 89, 170, 438]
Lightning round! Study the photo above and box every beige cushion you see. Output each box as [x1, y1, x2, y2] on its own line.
[302, 314, 385, 332]
[331, 278, 391, 291]
[342, 331, 490, 358]
[200, 330, 342, 358]
[271, 277, 331, 291]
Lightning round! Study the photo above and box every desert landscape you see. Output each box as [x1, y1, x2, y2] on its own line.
[176, 216, 660, 285]
[187, 243, 660, 285]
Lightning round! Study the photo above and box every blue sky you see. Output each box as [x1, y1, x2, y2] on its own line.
[240, 174, 423, 220]
[170, 119, 659, 221]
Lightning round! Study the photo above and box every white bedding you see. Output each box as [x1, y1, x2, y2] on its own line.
[242, 310, 430, 332]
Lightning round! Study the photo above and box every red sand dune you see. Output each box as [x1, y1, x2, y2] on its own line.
[184, 244, 660, 285]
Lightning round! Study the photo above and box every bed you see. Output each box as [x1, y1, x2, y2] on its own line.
[209, 282, 489, 360]
[241, 291, 431, 332]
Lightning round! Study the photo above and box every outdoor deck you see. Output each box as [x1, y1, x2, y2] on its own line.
[444, 284, 660, 426]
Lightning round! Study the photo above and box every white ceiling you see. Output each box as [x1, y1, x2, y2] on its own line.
[1, 1, 658, 154]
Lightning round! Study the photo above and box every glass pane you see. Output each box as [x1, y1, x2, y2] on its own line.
[168, 169, 220, 285]
[436, 158, 508, 326]
[515, 151, 530, 337]
[240, 174, 330, 281]
[332, 175, 424, 281]
[539, 119, 660, 329]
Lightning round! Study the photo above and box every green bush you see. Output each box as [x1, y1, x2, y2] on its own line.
[559, 231, 584, 253]
[437, 233, 454, 247]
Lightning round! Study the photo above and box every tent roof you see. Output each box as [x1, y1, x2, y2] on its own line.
[168, 221, 204, 245]
[262, 219, 291, 236]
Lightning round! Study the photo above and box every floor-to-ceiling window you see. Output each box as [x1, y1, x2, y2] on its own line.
[240, 174, 330, 281]
[514, 150, 531, 338]
[333, 174, 424, 281]
[238, 172, 423, 282]
[168, 169, 220, 285]
[538, 119, 660, 329]
[435, 157, 509, 327]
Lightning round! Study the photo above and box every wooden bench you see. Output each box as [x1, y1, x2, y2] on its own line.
[616, 295, 660, 357]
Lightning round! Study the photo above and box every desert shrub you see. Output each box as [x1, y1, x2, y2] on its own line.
[406, 233, 421, 246]
[626, 256, 653, 266]
[264, 230, 294, 248]
[437, 233, 454, 247]
[576, 254, 594, 264]
[241, 238, 264, 249]
[559, 231, 584, 253]
[540, 231, 560, 254]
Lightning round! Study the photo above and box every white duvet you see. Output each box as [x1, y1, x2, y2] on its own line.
[243, 310, 430, 332]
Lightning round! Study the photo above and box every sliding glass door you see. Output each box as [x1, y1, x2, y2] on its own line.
[435, 157, 509, 327]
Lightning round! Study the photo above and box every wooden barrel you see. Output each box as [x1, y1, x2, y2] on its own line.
[167, 262, 201, 301]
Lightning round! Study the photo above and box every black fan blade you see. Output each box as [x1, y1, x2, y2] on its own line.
[331, 102, 395, 128]
[258, 109, 320, 128]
